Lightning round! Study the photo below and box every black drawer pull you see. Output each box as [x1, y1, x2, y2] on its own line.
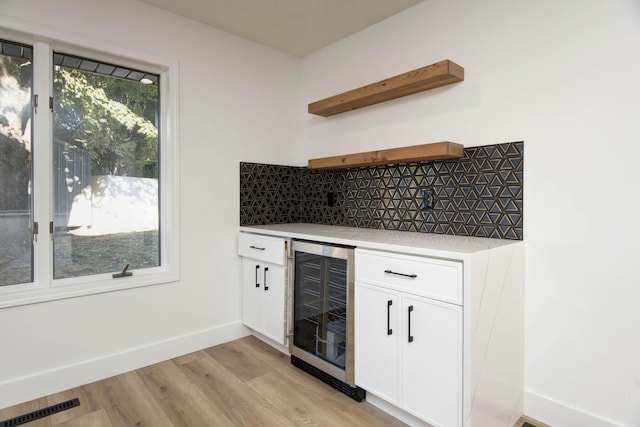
[255, 265, 260, 288]
[387, 300, 393, 335]
[384, 269, 417, 279]
[408, 305, 414, 343]
[249, 245, 266, 250]
[264, 267, 269, 291]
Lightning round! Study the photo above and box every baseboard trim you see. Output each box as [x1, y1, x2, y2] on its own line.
[365, 393, 431, 427]
[0, 321, 249, 410]
[524, 389, 621, 427]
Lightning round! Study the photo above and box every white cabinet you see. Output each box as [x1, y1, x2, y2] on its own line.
[355, 250, 462, 427]
[355, 284, 401, 406]
[238, 233, 288, 346]
[402, 294, 462, 427]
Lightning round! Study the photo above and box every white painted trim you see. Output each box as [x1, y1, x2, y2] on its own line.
[524, 390, 622, 427]
[0, 322, 250, 410]
[366, 393, 431, 427]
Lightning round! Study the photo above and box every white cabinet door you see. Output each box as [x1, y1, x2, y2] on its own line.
[402, 294, 462, 427]
[242, 258, 287, 346]
[261, 262, 286, 345]
[355, 282, 401, 406]
[242, 258, 264, 333]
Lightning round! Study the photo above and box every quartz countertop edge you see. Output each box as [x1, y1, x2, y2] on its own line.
[239, 223, 522, 259]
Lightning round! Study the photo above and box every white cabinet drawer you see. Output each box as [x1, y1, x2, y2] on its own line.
[238, 233, 286, 266]
[355, 249, 462, 305]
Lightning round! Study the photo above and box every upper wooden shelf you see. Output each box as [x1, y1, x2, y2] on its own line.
[308, 59, 464, 117]
[308, 141, 464, 170]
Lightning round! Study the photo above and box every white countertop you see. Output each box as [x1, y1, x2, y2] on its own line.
[239, 223, 522, 259]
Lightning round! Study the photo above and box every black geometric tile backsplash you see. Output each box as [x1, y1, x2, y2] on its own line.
[240, 141, 523, 240]
[240, 163, 302, 225]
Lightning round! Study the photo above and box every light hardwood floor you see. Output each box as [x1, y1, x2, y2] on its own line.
[0, 336, 543, 427]
[0, 336, 406, 427]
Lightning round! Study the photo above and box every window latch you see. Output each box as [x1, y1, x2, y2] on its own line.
[112, 264, 133, 278]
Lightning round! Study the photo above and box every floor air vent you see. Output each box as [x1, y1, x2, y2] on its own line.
[291, 355, 366, 402]
[0, 398, 80, 427]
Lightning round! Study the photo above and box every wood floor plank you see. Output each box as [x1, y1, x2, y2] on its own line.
[54, 408, 113, 427]
[90, 370, 174, 427]
[232, 337, 341, 400]
[231, 336, 292, 371]
[180, 354, 298, 427]
[205, 338, 272, 382]
[259, 356, 340, 401]
[247, 371, 402, 427]
[245, 371, 319, 426]
[172, 350, 209, 366]
[138, 359, 236, 427]
[323, 393, 408, 427]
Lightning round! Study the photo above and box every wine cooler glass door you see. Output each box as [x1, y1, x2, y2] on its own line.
[294, 250, 348, 368]
[291, 240, 354, 385]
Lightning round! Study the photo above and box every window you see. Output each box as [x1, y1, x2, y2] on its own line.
[0, 32, 179, 306]
[0, 40, 33, 286]
[52, 52, 161, 279]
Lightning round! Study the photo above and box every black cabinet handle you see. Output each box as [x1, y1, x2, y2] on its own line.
[387, 300, 393, 335]
[408, 305, 414, 343]
[255, 265, 260, 288]
[264, 267, 269, 291]
[384, 269, 417, 279]
[249, 245, 266, 250]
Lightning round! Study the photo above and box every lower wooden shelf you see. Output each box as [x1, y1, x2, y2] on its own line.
[308, 141, 464, 169]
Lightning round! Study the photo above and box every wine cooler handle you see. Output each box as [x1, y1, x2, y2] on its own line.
[255, 265, 260, 288]
[387, 300, 393, 335]
[408, 305, 414, 343]
[264, 267, 269, 291]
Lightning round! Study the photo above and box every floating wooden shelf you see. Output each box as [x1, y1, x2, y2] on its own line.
[308, 59, 464, 117]
[308, 142, 464, 170]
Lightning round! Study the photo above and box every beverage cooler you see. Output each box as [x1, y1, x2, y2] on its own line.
[289, 240, 364, 401]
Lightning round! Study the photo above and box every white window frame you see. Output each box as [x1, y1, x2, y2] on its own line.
[0, 22, 180, 308]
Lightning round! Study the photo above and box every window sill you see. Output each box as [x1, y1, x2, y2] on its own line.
[0, 268, 179, 309]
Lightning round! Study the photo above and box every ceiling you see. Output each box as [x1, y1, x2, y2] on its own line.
[137, 0, 425, 57]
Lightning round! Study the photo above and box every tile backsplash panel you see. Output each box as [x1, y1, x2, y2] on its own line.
[239, 163, 302, 224]
[240, 141, 523, 240]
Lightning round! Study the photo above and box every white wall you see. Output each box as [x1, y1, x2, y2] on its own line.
[298, 0, 640, 426]
[0, 0, 300, 409]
